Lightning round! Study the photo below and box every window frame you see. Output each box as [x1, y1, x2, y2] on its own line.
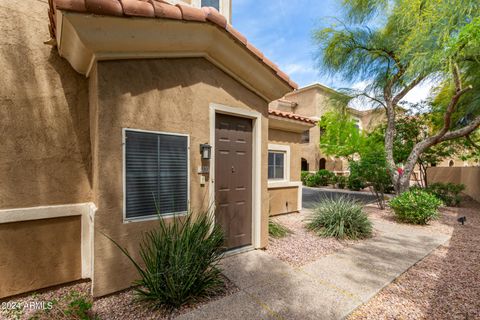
[267, 144, 290, 183]
[122, 128, 190, 223]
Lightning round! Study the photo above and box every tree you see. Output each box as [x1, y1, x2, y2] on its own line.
[350, 149, 393, 209]
[318, 110, 362, 160]
[375, 115, 460, 187]
[314, 0, 480, 193]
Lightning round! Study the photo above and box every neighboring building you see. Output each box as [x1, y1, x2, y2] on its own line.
[268, 110, 316, 215]
[0, 0, 310, 299]
[271, 83, 385, 174]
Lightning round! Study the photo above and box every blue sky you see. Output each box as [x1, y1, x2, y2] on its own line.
[232, 0, 345, 89]
[231, 0, 431, 104]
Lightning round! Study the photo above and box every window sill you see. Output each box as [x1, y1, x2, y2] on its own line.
[123, 211, 188, 223]
[267, 181, 302, 189]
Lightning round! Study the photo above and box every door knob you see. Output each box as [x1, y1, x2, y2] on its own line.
[231, 166, 236, 173]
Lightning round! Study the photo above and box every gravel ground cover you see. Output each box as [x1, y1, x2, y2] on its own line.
[1, 276, 238, 320]
[349, 199, 480, 320]
[266, 209, 362, 267]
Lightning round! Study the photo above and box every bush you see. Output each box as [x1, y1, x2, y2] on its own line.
[307, 197, 372, 239]
[389, 189, 443, 224]
[268, 219, 292, 238]
[333, 175, 347, 189]
[106, 210, 225, 309]
[348, 151, 394, 209]
[305, 173, 320, 187]
[317, 169, 335, 186]
[301, 171, 311, 185]
[426, 182, 465, 207]
[304, 170, 335, 187]
[347, 175, 364, 191]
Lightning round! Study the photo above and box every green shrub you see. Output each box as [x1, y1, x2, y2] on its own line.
[301, 171, 311, 185]
[106, 210, 225, 309]
[317, 169, 335, 186]
[334, 175, 347, 189]
[389, 189, 443, 224]
[305, 173, 319, 187]
[347, 175, 364, 191]
[307, 197, 372, 239]
[268, 219, 292, 238]
[426, 182, 465, 207]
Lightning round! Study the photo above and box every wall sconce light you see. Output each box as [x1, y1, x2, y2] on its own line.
[200, 143, 212, 160]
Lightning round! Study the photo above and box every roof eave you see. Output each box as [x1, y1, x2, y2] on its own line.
[268, 116, 315, 133]
[55, 10, 293, 102]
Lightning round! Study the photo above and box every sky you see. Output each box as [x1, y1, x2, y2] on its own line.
[231, 0, 432, 106]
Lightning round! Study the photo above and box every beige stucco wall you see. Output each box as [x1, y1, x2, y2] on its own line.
[0, 216, 81, 298]
[0, 0, 92, 209]
[268, 129, 302, 180]
[268, 187, 299, 216]
[282, 87, 347, 172]
[427, 167, 480, 203]
[267, 129, 302, 216]
[90, 58, 270, 297]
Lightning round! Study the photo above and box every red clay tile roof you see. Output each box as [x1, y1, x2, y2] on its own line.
[269, 109, 317, 125]
[48, 0, 298, 89]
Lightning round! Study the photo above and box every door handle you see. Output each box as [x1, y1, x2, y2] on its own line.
[231, 166, 236, 173]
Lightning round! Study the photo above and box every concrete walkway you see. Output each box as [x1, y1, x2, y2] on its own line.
[176, 219, 450, 320]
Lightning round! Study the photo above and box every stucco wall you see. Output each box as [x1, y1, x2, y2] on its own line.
[0, 216, 81, 298]
[268, 187, 299, 216]
[427, 167, 480, 203]
[268, 129, 302, 181]
[90, 58, 269, 297]
[0, 0, 92, 209]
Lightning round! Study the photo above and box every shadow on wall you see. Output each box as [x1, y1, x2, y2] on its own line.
[0, 0, 92, 209]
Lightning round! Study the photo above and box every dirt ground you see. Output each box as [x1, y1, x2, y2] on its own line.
[349, 199, 480, 320]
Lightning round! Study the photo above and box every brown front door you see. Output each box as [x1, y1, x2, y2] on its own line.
[215, 113, 253, 250]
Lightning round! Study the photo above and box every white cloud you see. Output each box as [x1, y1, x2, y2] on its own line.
[282, 63, 315, 75]
[351, 80, 370, 91]
[402, 80, 436, 104]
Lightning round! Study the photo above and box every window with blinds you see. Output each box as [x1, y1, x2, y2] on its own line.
[125, 130, 188, 219]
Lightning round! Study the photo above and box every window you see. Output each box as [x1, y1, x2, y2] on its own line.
[301, 130, 310, 143]
[125, 130, 188, 220]
[268, 151, 285, 180]
[201, 0, 220, 10]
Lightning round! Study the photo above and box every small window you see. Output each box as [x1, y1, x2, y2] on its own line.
[125, 130, 188, 220]
[301, 130, 310, 143]
[201, 0, 220, 10]
[268, 151, 285, 180]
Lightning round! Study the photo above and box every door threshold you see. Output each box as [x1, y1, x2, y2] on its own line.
[223, 245, 254, 258]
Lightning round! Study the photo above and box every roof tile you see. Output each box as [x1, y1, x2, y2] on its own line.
[54, 0, 87, 12]
[84, 0, 123, 16]
[269, 109, 316, 125]
[151, 0, 182, 19]
[49, 0, 296, 90]
[201, 7, 227, 28]
[120, 0, 154, 17]
[246, 42, 264, 60]
[225, 23, 247, 45]
[176, 4, 206, 22]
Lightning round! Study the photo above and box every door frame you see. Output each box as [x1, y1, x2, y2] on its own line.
[209, 103, 262, 249]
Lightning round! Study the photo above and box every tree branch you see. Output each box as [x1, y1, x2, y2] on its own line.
[357, 92, 387, 108]
[392, 75, 426, 105]
[439, 116, 480, 142]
